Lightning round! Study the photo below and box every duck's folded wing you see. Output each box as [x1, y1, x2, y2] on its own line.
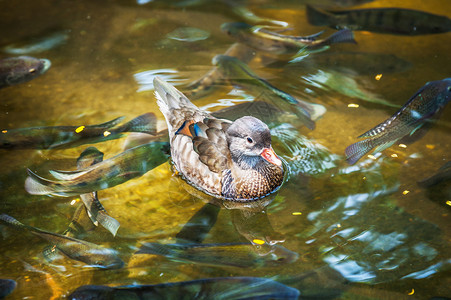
[192, 126, 230, 173]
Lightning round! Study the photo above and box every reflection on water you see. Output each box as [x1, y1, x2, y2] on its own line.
[0, 0, 450, 299]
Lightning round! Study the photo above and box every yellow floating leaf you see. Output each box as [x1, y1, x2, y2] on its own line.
[252, 239, 265, 245]
[347, 103, 359, 108]
[103, 130, 111, 137]
[402, 190, 410, 195]
[399, 144, 407, 148]
[407, 288, 414, 295]
[445, 200, 451, 206]
[1, 130, 7, 133]
[75, 126, 85, 133]
[292, 212, 302, 216]
[375, 74, 382, 80]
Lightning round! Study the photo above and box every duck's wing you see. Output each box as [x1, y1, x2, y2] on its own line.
[176, 117, 232, 173]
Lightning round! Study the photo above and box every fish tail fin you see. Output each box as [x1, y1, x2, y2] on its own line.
[114, 113, 157, 135]
[24, 169, 58, 195]
[42, 245, 62, 262]
[136, 242, 172, 256]
[294, 106, 316, 130]
[324, 29, 356, 46]
[345, 139, 375, 165]
[97, 212, 120, 237]
[0, 214, 27, 229]
[306, 5, 334, 26]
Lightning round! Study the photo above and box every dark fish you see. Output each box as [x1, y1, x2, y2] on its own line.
[0, 56, 51, 89]
[212, 100, 285, 124]
[345, 78, 451, 164]
[0, 113, 157, 149]
[221, 22, 356, 55]
[175, 202, 220, 244]
[68, 277, 300, 300]
[0, 214, 124, 269]
[0, 279, 16, 299]
[76, 147, 120, 236]
[306, 5, 451, 35]
[212, 54, 326, 130]
[418, 161, 451, 188]
[25, 142, 170, 196]
[136, 242, 298, 268]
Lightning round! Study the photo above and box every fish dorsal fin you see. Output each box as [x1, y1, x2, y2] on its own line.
[86, 116, 125, 129]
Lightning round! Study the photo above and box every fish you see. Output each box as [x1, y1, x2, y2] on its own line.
[0, 113, 157, 149]
[0, 56, 51, 89]
[76, 147, 120, 236]
[295, 51, 412, 75]
[75, 147, 120, 236]
[136, 242, 299, 268]
[166, 27, 210, 42]
[2, 29, 69, 55]
[175, 202, 220, 244]
[306, 5, 451, 35]
[0, 214, 124, 269]
[418, 161, 451, 188]
[67, 277, 300, 300]
[221, 22, 356, 55]
[25, 141, 170, 196]
[212, 54, 326, 130]
[345, 78, 451, 164]
[0, 279, 16, 299]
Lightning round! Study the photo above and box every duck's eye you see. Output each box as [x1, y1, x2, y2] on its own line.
[246, 137, 253, 144]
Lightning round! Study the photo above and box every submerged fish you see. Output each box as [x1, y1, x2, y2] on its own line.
[0, 279, 16, 299]
[25, 141, 170, 196]
[0, 56, 51, 89]
[298, 51, 412, 75]
[212, 54, 326, 130]
[0, 113, 156, 149]
[0, 214, 124, 269]
[136, 242, 298, 268]
[222, 22, 356, 55]
[2, 29, 69, 55]
[68, 277, 300, 300]
[306, 5, 451, 35]
[345, 78, 451, 164]
[418, 161, 451, 188]
[76, 147, 120, 236]
[167, 27, 210, 42]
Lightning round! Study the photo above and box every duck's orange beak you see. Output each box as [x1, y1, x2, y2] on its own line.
[261, 147, 282, 167]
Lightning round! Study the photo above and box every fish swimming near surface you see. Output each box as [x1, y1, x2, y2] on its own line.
[0, 113, 157, 149]
[221, 22, 356, 55]
[306, 5, 451, 35]
[345, 78, 451, 164]
[75, 147, 120, 236]
[136, 242, 299, 268]
[0, 56, 51, 89]
[67, 277, 300, 300]
[212, 54, 326, 130]
[0, 279, 16, 299]
[0, 214, 124, 269]
[25, 141, 170, 196]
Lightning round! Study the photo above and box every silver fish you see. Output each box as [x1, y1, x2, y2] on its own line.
[25, 142, 170, 196]
[0, 214, 124, 269]
[345, 78, 451, 164]
[76, 147, 120, 236]
[136, 242, 298, 268]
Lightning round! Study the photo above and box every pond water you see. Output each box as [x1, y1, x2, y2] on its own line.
[0, 0, 450, 299]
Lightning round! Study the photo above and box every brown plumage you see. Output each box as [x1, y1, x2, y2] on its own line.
[154, 77, 284, 201]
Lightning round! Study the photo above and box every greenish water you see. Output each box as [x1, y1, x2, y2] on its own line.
[0, 0, 450, 299]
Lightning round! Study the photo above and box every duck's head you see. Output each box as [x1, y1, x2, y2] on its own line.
[226, 116, 282, 169]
